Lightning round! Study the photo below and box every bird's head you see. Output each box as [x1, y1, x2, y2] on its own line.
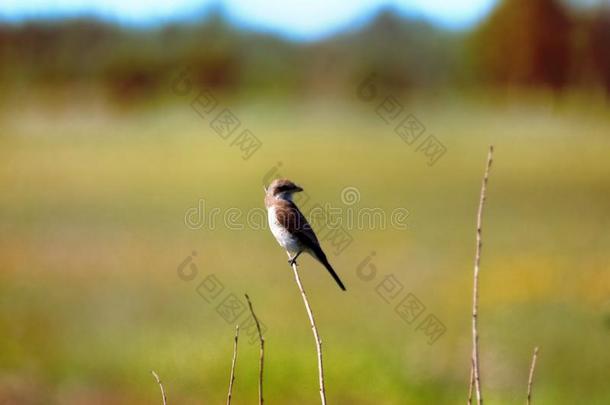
[265, 178, 303, 200]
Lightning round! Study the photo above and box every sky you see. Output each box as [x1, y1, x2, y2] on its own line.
[0, 0, 500, 40]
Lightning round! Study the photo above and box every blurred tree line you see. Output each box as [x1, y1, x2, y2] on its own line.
[0, 0, 609, 101]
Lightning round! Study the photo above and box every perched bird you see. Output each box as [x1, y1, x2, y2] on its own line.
[264, 178, 346, 291]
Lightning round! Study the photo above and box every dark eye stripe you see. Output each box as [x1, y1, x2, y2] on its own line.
[276, 184, 294, 193]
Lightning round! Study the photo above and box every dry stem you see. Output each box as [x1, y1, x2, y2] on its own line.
[245, 294, 265, 405]
[526, 347, 540, 405]
[291, 262, 327, 405]
[226, 325, 240, 405]
[471, 145, 494, 405]
[467, 358, 474, 405]
[151, 370, 167, 405]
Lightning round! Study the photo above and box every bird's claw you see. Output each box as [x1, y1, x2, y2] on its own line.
[288, 258, 298, 267]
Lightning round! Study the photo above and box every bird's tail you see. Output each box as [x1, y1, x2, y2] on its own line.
[311, 246, 346, 291]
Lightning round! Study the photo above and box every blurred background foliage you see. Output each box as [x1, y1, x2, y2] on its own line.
[0, 1, 609, 100]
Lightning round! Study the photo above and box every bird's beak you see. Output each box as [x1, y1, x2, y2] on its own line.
[294, 185, 303, 192]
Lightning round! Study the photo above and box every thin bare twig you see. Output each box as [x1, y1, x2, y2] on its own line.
[226, 325, 240, 405]
[245, 294, 265, 405]
[151, 370, 167, 405]
[467, 358, 474, 405]
[471, 145, 494, 405]
[526, 347, 540, 405]
[291, 262, 327, 405]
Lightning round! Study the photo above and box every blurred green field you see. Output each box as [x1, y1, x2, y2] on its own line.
[1, 93, 609, 404]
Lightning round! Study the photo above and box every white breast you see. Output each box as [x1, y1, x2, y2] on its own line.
[267, 206, 300, 254]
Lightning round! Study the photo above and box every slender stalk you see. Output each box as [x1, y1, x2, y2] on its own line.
[471, 145, 494, 405]
[245, 294, 265, 405]
[226, 325, 240, 405]
[526, 347, 540, 405]
[151, 370, 167, 405]
[291, 262, 327, 405]
[467, 358, 474, 405]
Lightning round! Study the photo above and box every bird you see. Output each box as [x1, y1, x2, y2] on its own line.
[264, 178, 346, 291]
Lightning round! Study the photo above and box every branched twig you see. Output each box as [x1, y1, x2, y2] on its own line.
[471, 145, 494, 405]
[151, 370, 167, 405]
[291, 262, 327, 405]
[526, 347, 540, 405]
[245, 294, 265, 405]
[226, 325, 240, 405]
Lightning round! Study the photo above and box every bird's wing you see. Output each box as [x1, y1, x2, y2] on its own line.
[275, 199, 346, 291]
[274, 199, 320, 249]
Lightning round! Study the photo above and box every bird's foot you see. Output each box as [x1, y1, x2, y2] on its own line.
[288, 257, 298, 267]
